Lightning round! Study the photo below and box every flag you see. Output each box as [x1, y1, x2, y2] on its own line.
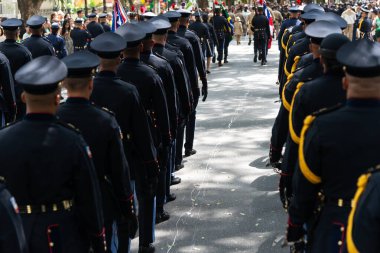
[259, 0, 274, 49]
[112, 0, 128, 31]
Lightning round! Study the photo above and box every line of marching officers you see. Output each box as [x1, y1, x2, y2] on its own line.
[269, 3, 380, 253]
[0, 9, 208, 253]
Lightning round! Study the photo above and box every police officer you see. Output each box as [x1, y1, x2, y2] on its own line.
[251, 5, 270, 65]
[138, 21, 178, 224]
[150, 16, 192, 199]
[287, 39, 380, 252]
[86, 13, 105, 39]
[346, 164, 380, 253]
[98, 13, 111, 32]
[189, 12, 212, 64]
[0, 18, 32, 119]
[0, 52, 16, 125]
[90, 31, 159, 253]
[46, 23, 67, 59]
[0, 181, 28, 253]
[357, 6, 372, 40]
[212, 5, 231, 66]
[58, 50, 138, 253]
[0, 18, 32, 75]
[176, 9, 208, 158]
[70, 18, 91, 51]
[22, 15, 55, 58]
[3, 56, 105, 253]
[116, 23, 170, 253]
[201, 12, 217, 73]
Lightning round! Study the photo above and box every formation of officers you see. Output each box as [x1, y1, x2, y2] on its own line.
[269, 2, 380, 253]
[0, 8, 212, 253]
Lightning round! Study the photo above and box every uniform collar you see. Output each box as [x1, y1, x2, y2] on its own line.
[346, 99, 380, 107]
[31, 34, 41, 38]
[4, 39, 16, 43]
[66, 97, 90, 104]
[24, 113, 56, 121]
[153, 43, 164, 48]
[97, 70, 116, 77]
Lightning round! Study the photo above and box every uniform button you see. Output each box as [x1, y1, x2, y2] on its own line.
[49, 242, 54, 247]
[338, 241, 342, 246]
[340, 227, 344, 232]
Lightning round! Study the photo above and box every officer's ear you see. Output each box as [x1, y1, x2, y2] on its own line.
[342, 75, 348, 91]
[21, 92, 26, 103]
[89, 77, 94, 92]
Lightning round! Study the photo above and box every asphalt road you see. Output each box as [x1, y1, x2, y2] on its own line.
[131, 37, 289, 253]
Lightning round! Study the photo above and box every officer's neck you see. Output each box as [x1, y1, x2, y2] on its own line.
[67, 88, 91, 100]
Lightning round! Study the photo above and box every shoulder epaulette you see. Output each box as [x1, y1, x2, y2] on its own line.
[145, 63, 158, 72]
[56, 120, 81, 134]
[153, 52, 169, 62]
[91, 102, 115, 116]
[311, 103, 343, 117]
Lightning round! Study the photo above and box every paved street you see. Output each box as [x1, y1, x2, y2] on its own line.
[132, 38, 288, 253]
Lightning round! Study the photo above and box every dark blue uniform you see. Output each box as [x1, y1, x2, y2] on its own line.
[0, 114, 104, 253]
[100, 22, 111, 32]
[277, 18, 300, 50]
[189, 20, 212, 58]
[22, 35, 55, 58]
[57, 97, 136, 253]
[70, 28, 91, 50]
[0, 39, 32, 119]
[251, 13, 271, 64]
[46, 33, 67, 59]
[0, 52, 16, 125]
[0, 183, 28, 253]
[212, 14, 230, 63]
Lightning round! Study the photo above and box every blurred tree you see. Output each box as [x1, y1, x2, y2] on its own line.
[17, 0, 44, 21]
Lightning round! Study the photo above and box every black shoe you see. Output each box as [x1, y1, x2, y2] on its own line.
[206, 70, 211, 74]
[171, 176, 181, 185]
[258, 54, 262, 60]
[212, 56, 216, 63]
[253, 55, 257, 63]
[218, 61, 223, 67]
[248, 39, 252, 45]
[175, 164, 184, 171]
[138, 244, 155, 253]
[224, 59, 228, 63]
[261, 60, 267, 66]
[166, 193, 177, 202]
[185, 149, 197, 157]
[156, 210, 170, 224]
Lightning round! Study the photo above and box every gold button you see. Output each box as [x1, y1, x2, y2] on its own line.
[338, 241, 342, 246]
[340, 227, 345, 232]
[47, 229, 51, 234]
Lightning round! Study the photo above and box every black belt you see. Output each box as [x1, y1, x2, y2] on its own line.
[325, 198, 353, 208]
[18, 200, 73, 214]
[74, 46, 86, 50]
[254, 28, 266, 31]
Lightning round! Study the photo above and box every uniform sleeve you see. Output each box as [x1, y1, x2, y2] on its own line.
[74, 135, 104, 236]
[107, 118, 133, 201]
[152, 76, 171, 146]
[277, 22, 286, 47]
[285, 49, 296, 76]
[270, 103, 289, 151]
[288, 121, 321, 225]
[192, 36, 207, 79]
[0, 56, 16, 119]
[60, 38, 68, 58]
[348, 179, 380, 253]
[164, 65, 178, 138]
[131, 88, 158, 165]
[173, 58, 191, 118]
